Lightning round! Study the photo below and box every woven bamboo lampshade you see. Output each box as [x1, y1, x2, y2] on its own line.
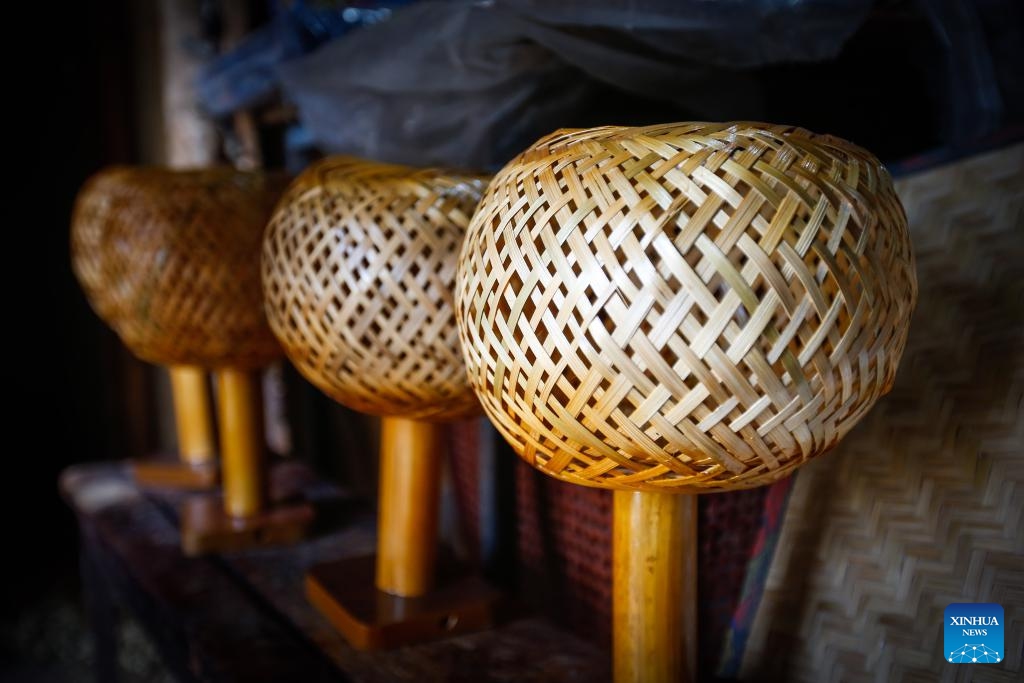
[72, 167, 283, 487]
[457, 123, 916, 492]
[72, 166, 284, 370]
[263, 156, 497, 648]
[456, 122, 917, 681]
[72, 166, 311, 552]
[263, 156, 487, 421]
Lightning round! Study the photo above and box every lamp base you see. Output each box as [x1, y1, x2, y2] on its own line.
[306, 554, 500, 650]
[131, 454, 218, 490]
[179, 495, 314, 556]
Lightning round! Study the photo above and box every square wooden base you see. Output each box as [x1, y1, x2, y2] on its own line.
[305, 555, 500, 650]
[131, 455, 218, 490]
[180, 495, 314, 556]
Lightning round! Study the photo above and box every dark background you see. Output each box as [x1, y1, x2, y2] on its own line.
[4, 0, 142, 614]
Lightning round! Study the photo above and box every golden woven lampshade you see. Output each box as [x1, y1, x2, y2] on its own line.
[456, 122, 918, 493]
[263, 156, 500, 646]
[72, 166, 285, 370]
[262, 156, 490, 421]
[73, 166, 313, 552]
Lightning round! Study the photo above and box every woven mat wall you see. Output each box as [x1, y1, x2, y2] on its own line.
[741, 143, 1024, 682]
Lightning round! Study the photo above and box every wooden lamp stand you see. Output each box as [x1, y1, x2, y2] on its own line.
[305, 417, 497, 650]
[72, 167, 313, 553]
[130, 365, 218, 489]
[263, 157, 499, 649]
[180, 368, 314, 555]
[456, 123, 917, 681]
[613, 492, 697, 681]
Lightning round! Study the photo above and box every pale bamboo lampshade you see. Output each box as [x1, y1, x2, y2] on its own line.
[264, 157, 501, 634]
[72, 167, 285, 370]
[456, 122, 918, 493]
[262, 156, 490, 421]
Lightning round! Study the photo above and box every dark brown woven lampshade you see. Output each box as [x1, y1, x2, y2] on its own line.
[72, 167, 286, 369]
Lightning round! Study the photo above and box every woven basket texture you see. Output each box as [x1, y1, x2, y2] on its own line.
[449, 421, 483, 562]
[263, 156, 489, 421]
[457, 122, 917, 492]
[742, 143, 1024, 682]
[72, 166, 286, 369]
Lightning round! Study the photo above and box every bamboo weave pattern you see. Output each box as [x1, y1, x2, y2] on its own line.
[456, 122, 917, 491]
[262, 157, 489, 420]
[742, 143, 1024, 682]
[71, 167, 286, 369]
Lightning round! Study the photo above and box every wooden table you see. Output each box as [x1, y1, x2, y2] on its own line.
[61, 462, 609, 683]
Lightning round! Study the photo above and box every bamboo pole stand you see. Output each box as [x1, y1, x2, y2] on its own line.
[455, 122, 918, 682]
[305, 417, 497, 650]
[375, 417, 442, 596]
[180, 369, 313, 556]
[263, 157, 499, 649]
[130, 365, 219, 489]
[613, 492, 697, 683]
